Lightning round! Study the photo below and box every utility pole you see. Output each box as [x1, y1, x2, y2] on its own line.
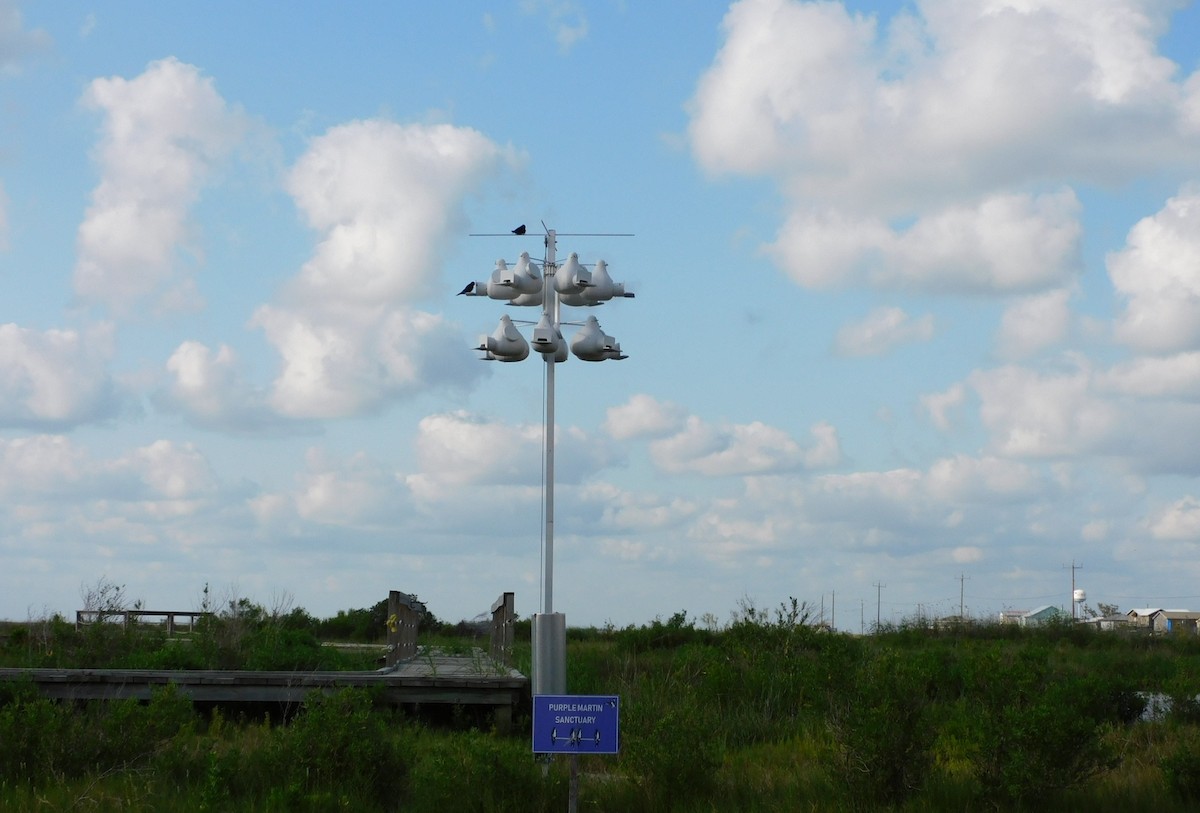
[860, 599, 864, 635]
[831, 590, 835, 631]
[874, 582, 885, 632]
[959, 573, 970, 619]
[1064, 560, 1083, 620]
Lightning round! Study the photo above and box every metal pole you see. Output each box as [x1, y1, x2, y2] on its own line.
[543, 229, 557, 615]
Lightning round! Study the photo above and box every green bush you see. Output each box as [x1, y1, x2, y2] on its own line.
[406, 729, 562, 812]
[278, 689, 409, 806]
[830, 646, 947, 807]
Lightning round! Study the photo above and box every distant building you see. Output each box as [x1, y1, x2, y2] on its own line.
[998, 609, 1027, 625]
[1020, 605, 1066, 627]
[1127, 608, 1187, 629]
[1079, 614, 1132, 631]
[1149, 610, 1200, 635]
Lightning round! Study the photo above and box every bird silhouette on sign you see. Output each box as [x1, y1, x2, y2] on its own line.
[456, 281, 475, 295]
[512, 224, 526, 235]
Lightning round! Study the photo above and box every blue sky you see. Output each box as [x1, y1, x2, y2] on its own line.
[2, 0, 1200, 630]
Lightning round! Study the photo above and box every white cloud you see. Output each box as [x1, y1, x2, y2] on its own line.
[293, 448, 405, 528]
[121, 439, 218, 501]
[770, 190, 1082, 293]
[603, 393, 687, 440]
[690, 0, 1197, 202]
[689, 0, 1197, 294]
[1109, 189, 1200, 353]
[0, 434, 214, 504]
[588, 482, 700, 532]
[408, 410, 545, 491]
[255, 119, 514, 418]
[803, 421, 842, 468]
[0, 322, 121, 427]
[925, 454, 1038, 502]
[952, 546, 983, 564]
[159, 341, 276, 431]
[921, 383, 966, 431]
[406, 410, 616, 496]
[970, 363, 1117, 458]
[284, 120, 512, 308]
[835, 306, 934, 356]
[1148, 496, 1200, 540]
[1098, 351, 1200, 398]
[649, 415, 840, 476]
[75, 58, 248, 315]
[995, 289, 1072, 359]
[252, 305, 477, 419]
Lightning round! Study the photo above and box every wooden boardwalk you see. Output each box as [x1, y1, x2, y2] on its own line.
[0, 648, 527, 727]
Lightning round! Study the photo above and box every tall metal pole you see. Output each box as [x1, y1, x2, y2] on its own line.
[543, 230, 557, 615]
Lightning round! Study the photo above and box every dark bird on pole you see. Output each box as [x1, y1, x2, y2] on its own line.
[512, 224, 526, 235]
[456, 281, 475, 296]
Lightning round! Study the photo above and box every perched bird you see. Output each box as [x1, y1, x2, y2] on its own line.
[456, 281, 475, 296]
[512, 224, 526, 235]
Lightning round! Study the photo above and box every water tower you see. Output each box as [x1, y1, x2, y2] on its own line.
[1073, 588, 1086, 620]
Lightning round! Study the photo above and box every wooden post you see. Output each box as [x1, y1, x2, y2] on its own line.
[490, 591, 515, 666]
[385, 591, 421, 667]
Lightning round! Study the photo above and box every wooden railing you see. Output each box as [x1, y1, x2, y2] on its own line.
[490, 591, 515, 666]
[75, 609, 212, 635]
[384, 591, 422, 667]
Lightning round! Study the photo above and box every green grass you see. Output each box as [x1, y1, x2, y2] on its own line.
[4, 609, 1200, 810]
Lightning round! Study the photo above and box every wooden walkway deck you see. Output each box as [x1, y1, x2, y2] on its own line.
[0, 648, 528, 727]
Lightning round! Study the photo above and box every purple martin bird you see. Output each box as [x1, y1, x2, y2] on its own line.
[512, 224, 526, 235]
[456, 281, 475, 295]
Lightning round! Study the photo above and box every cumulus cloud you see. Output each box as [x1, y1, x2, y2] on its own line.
[688, 0, 1198, 292]
[690, 0, 1197, 200]
[1148, 496, 1200, 540]
[0, 434, 215, 504]
[292, 448, 406, 528]
[770, 190, 1082, 293]
[0, 323, 121, 428]
[603, 393, 688, 440]
[969, 364, 1117, 458]
[406, 410, 616, 496]
[255, 119, 515, 418]
[1109, 189, 1200, 353]
[995, 289, 1073, 359]
[158, 341, 277, 431]
[1097, 351, 1200, 398]
[252, 305, 475, 418]
[119, 439, 218, 501]
[835, 306, 934, 356]
[74, 58, 248, 315]
[650, 415, 840, 476]
[925, 454, 1039, 502]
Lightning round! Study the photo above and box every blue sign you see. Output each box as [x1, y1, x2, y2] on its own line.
[532, 694, 620, 754]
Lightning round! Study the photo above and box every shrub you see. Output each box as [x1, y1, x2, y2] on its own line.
[963, 645, 1126, 806]
[830, 646, 947, 807]
[276, 689, 409, 806]
[1163, 728, 1200, 802]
